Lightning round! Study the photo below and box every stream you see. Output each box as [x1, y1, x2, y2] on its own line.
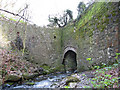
[2, 73, 71, 89]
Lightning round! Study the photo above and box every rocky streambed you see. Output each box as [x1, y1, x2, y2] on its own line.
[0, 48, 118, 89]
[1, 64, 119, 89]
[2, 71, 95, 89]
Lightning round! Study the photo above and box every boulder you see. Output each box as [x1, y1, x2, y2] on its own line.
[34, 67, 44, 74]
[65, 76, 80, 85]
[22, 73, 39, 80]
[5, 74, 21, 82]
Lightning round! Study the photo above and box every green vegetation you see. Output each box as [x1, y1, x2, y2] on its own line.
[11, 18, 26, 24]
[9, 18, 17, 22]
[0, 1, 119, 88]
[91, 76, 118, 88]
[64, 86, 70, 88]
[0, 14, 25, 24]
[115, 53, 120, 63]
[25, 82, 35, 85]
[86, 53, 119, 70]
[91, 64, 118, 88]
[88, 54, 119, 88]
[62, 2, 118, 50]
[86, 58, 92, 61]
[0, 14, 6, 18]
[40, 64, 64, 75]
[73, 2, 116, 38]
[9, 17, 25, 24]
[77, 2, 105, 28]
[65, 76, 80, 85]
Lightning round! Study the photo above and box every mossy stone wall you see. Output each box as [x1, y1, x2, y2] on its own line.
[61, 2, 119, 72]
[0, 2, 119, 72]
[0, 18, 62, 69]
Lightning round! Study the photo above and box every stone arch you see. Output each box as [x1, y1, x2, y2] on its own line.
[62, 46, 77, 73]
[63, 46, 77, 57]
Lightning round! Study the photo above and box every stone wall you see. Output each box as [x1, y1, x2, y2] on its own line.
[0, 2, 119, 72]
[0, 18, 62, 68]
[61, 2, 119, 72]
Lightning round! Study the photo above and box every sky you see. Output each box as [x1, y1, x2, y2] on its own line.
[0, 0, 90, 26]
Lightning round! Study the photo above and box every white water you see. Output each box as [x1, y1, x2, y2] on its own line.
[13, 73, 69, 88]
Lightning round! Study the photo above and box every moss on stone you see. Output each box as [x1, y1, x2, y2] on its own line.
[5, 82, 14, 86]
[40, 64, 64, 74]
[22, 73, 39, 80]
[5, 74, 21, 82]
[65, 76, 80, 85]
[25, 82, 35, 85]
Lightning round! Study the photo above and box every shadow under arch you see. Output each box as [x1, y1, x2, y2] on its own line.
[62, 47, 77, 73]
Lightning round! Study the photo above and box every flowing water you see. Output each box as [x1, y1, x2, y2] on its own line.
[3, 73, 71, 89]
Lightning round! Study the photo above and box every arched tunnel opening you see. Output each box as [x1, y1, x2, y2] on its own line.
[62, 50, 77, 73]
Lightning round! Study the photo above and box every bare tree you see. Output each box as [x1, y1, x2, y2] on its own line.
[0, 1, 31, 54]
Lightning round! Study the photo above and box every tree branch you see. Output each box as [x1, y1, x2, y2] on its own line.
[0, 8, 29, 22]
